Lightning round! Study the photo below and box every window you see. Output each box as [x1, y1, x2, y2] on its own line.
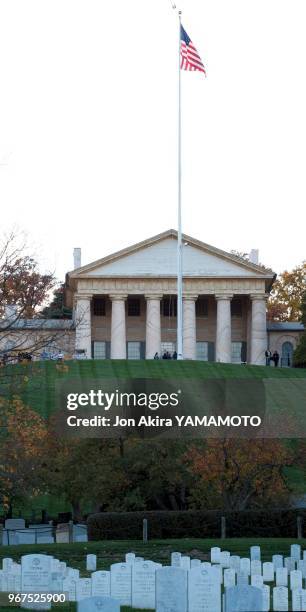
[281, 341, 294, 367]
[231, 299, 242, 317]
[93, 341, 106, 359]
[162, 297, 177, 317]
[93, 298, 106, 316]
[196, 341, 208, 361]
[128, 341, 141, 359]
[231, 342, 242, 363]
[128, 298, 140, 316]
[196, 298, 208, 317]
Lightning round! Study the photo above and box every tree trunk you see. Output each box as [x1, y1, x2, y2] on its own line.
[71, 500, 82, 522]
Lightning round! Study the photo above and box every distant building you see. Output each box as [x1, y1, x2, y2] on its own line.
[64, 230, 304, 366]
[0, 230, 303, 366]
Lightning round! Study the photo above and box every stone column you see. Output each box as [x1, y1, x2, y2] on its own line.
[145, 294, 162, 359]
[110, 294, 127, 359]
[215, 294, 233, 363]
[183, 295, 197, 360]
[250, 294, 268, 365]
[75, 294, 92, 358]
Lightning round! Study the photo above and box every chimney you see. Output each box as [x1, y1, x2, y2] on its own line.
[73, 248, 81, 270]
[249, 249, 259, 265]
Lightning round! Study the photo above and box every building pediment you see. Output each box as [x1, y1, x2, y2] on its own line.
[69, 230, 275, 281]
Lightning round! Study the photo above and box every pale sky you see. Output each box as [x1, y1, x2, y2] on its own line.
[0, 0, 305, 282]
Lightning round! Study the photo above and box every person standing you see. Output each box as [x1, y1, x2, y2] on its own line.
[273, 350, 280, 367]
[265, 349, 272, 366]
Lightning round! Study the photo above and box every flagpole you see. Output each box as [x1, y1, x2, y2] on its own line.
[177, 10, 183, 360]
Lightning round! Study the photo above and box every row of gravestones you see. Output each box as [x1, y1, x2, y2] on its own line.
[1, 546, 306, 610]
[1, 519, 87, 545]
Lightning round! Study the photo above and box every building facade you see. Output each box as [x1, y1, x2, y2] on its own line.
[0, 231, 303, 365]
[65, 230, 302, 366]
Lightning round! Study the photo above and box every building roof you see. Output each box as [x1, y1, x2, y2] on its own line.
[267, 321, 304, 332]
[67, 229, 276, 287]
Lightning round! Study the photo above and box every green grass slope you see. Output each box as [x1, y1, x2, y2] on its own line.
[1, 359, 305, 417]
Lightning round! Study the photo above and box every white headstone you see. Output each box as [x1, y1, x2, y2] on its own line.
[220, 551, 230, 568]
[131, 560, 161, 609]
[21, 554, 51, 592]
[224, 568, 236, 588]
[156, 567, 188, 612]
[290, 570, 303, 590]
[251, 560, 262, 576]
[284, 557, 296, 572]
[292, 588, 303, 611]
[188, 566, 221, 612]
[225, 585, 264, 612]
[91, 571, 111, 597]
[276, 567, 288, 587]
[263, 562, 274, 582]
[76, 578, 92, 602]
[240, 558, 251, 576]
[298, 559, 306, 578]
[250, 546, 261, 561]
[211, 564, 222, 584]
[251, 575, 263, 588]
[229, 556, 240, 571]
[125, 553, 136, 565]
[291, 545, 301, 561]
[190, 559, 201, 568]
[2, 558, 13, 572]
[211, 547, 221, 563]
[62, 577, 77, 601]
[261, 584, 270, 612]
[110, 563, 132, 607]
[171, 552, 181, 567]
[21, 554, 52, 610]
[273, 555, 283, 570]
[180, 556, 191, 570]
[86, 555, 97, 572]
[273, 586, 288, 611]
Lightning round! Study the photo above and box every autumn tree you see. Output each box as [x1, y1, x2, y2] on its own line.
[268, 262, 306, 321]
[0, 397, 48, 515]
[186, 439, 293, 511]
[42, 434, 130, 520]
[0, 231, 77, 368]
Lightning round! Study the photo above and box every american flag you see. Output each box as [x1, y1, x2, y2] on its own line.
[180, 24, 206, 75]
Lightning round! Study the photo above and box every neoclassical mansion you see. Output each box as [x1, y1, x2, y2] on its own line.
[62, 230, 303, 366]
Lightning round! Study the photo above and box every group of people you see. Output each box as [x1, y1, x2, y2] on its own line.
[154, 351, 178, 360]
[265, 349, 280, 367]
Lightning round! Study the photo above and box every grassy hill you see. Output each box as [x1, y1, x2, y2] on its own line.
[1, 360, 306, 517]
[1, 359, 305, 418]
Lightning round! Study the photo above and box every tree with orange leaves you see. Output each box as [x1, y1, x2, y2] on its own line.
[0, 397, 48, 514]
[186, 439, 293, 511]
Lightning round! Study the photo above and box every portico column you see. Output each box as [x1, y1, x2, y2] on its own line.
[215, 294, 233, 363]
[75, 294, 92, 358]
[250, 294, 268, 365]
[110, 294, 127, 359]
[183, 295, 197, 360]
[145, 294, 162, 359]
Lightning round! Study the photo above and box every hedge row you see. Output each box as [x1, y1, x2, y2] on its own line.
[87, 508, 306, 540]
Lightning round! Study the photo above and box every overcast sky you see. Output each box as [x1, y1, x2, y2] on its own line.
[0, 0, 305, 281]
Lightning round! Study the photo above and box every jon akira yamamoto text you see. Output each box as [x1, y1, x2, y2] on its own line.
[66, 414, 262, 428]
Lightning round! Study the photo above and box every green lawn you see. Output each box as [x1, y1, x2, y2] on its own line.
[1, 538, 305, 567]
[2, 359, 305, 418]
